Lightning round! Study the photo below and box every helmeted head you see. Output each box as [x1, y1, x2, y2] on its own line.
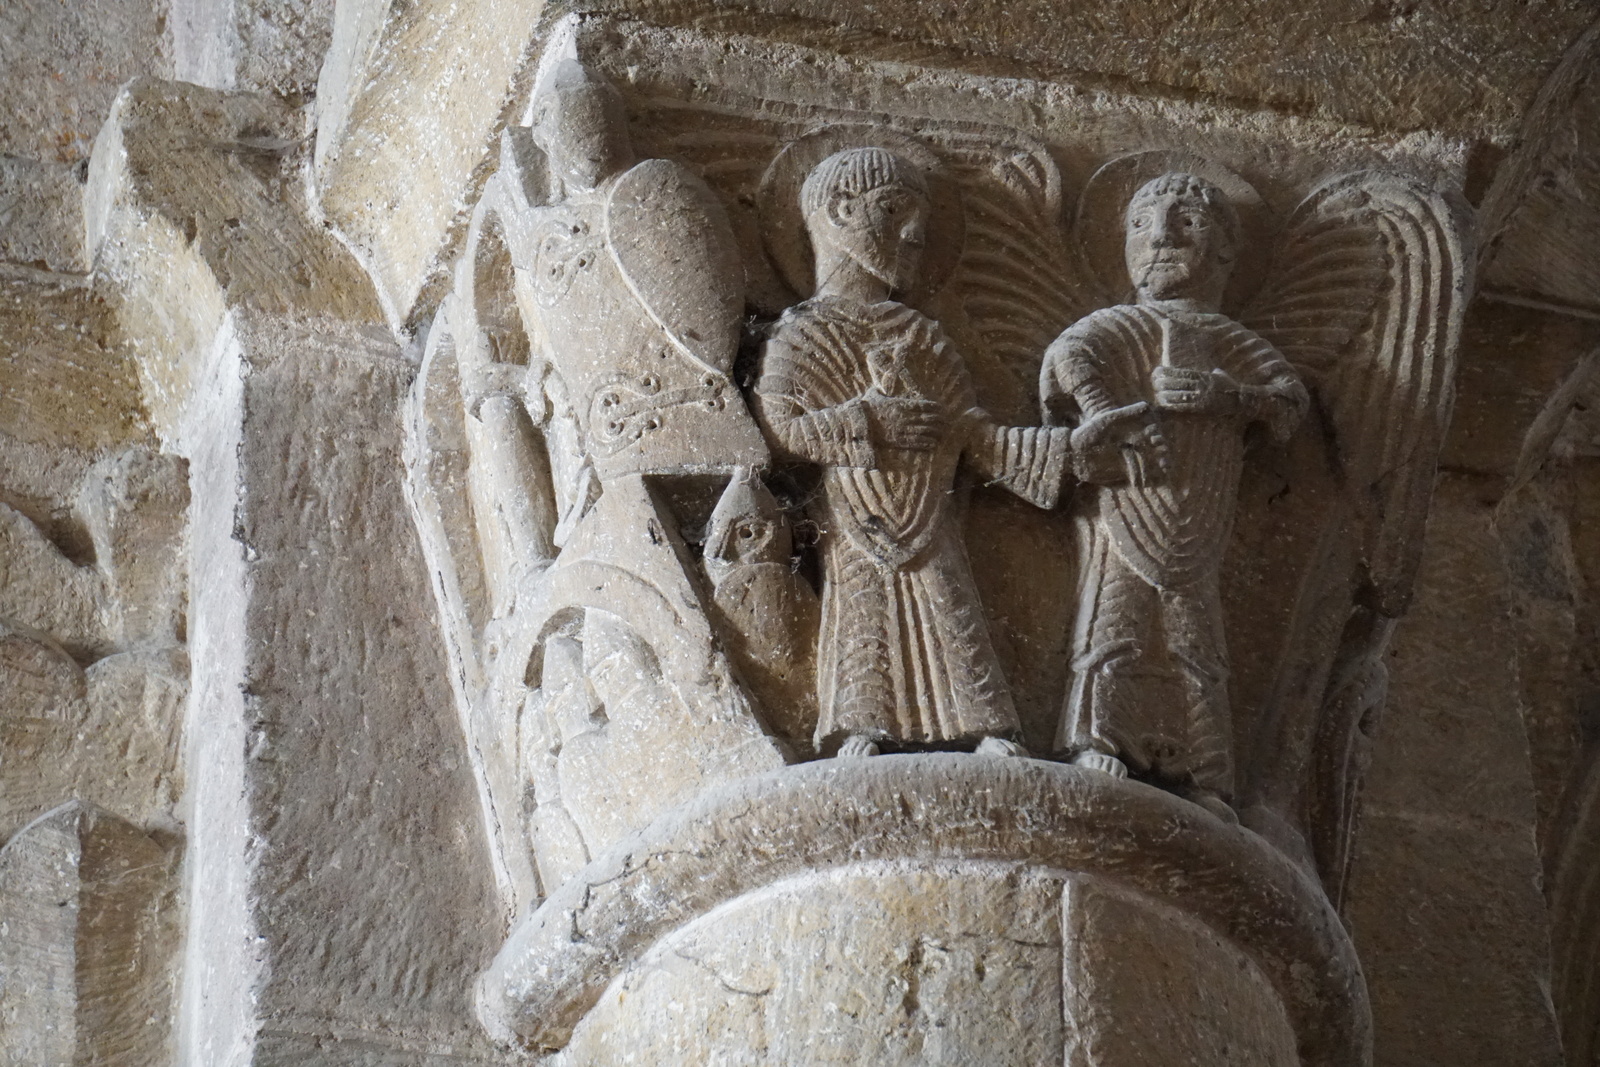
[1124, 172, 1239, 307]
[527, 60, 633, 192]
[801, 147, 930, 296]
[704, 468, 790, 578]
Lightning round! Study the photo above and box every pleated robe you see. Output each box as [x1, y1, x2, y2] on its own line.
[755, 297, 1068, 751]
[1040, 304, 1305, 794]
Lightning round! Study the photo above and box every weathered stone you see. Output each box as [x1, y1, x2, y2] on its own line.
[481, 756, 1366, 1060]
[4, 3, 1600, 1065]
[0, 802, 180, 1066]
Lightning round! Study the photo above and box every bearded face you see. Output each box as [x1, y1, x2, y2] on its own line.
[1124, 183, 1235, 305]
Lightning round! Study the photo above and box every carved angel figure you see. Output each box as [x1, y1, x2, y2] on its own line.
[753, 146, 1072, 757]
[1025, 156, 1468, 879]
[1042, 173, 1309, 806]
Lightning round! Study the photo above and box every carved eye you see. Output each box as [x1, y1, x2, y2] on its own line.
[1132, 216, 1148, 229]
[738, 524, 757, 540]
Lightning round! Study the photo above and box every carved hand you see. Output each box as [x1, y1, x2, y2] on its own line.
[863, 392, 948, 452]
[1070, 402, 1168, 486]
[1152, 366, 1243, 417]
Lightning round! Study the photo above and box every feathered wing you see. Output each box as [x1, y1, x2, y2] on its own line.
[1236, 172, 1473, 901]
[1249, 173, 1473, 611]
[938, 132, 1095, 419]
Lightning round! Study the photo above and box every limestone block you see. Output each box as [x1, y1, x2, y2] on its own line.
[88, 77, 384, 442]
[0, 157, 88, 274]
[1345, 473, 1565, 1066]
[0, 641, 187, 845]
[173, 0, 336, 98]
[0, 0, 171, 295]
[0, 801, 180, 1067]
[565, 862, 1068, 1065]
[0, 277, 151, 455]
[482, 755, 1367, 1062]
[193, 315, 503, 1064]
[1479, 27, 1600, 317]
[314, 0, 546, 324]
[0, 445, 189, 842]
[565, 0, 1593, 141]
[565, 860, 1301, 1066]
[0, 0, 171, 165]
[1060, 877, 1297, 1067]
[82, 75, 501, 1063]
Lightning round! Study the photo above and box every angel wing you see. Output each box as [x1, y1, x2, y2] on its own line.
[938, 133, 1095, 421]
[1235, 172, 1473, 902]
[1246, 172, 1473, 612]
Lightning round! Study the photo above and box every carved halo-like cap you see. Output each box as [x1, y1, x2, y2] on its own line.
[1078, 151, 1272, 312]
[798, 146, 930, 219]
[760, 125, 964, 303]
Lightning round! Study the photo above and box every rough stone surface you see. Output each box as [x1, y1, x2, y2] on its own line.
[481, 756, 1365, 1060]
[567, 862, 1068, 1065]
[2, 3, 1599, 1065]
[565, 0, 1594, 140]
[0, 802, 181, 1066]
[1060, 876, 1299, 1067]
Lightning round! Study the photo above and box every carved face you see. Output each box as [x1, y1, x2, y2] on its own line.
[529, 69, 632, 192]
[1124, 179, 1235, 305]
[820, 180, 930, 294]
[725, 515, 787, 565]
[705, 472, 792, 570]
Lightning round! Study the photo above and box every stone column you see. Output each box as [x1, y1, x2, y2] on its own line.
[88, 78, 504, 1065]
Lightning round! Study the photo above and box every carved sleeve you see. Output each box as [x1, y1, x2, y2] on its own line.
[752, 337, 876, 469]
[964, 417, 1074, 509]
[1040, 327, 1123, 425]
[1227, 331, 1310, 444]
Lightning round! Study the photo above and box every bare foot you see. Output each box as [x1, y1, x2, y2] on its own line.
[975, 737, 1029, 758]
[1071, 749, 1128, 779]
[837, 734, 882, 758]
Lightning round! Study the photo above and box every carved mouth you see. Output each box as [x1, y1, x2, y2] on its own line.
[1138, 260, 1191, 285]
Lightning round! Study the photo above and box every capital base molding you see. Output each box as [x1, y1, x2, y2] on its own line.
[483, 755, 1368, 1063]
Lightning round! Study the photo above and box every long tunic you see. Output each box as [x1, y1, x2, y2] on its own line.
[1040, 304, 1305, 793]
[755, 297, 1069, 750]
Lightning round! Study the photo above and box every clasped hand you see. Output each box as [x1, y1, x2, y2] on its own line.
[1151, 366, 1243, 417]
[864, 391, 947, 452]
[1071, 402, 1167, 486]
